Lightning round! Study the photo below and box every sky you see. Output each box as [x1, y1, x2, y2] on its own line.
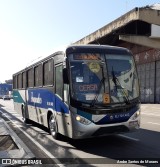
[0, 0, 158, 83]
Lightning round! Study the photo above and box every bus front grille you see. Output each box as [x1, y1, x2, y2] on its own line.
[92, 125, 129, 136]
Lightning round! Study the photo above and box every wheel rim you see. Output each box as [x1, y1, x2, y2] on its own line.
[49, 115, 57, 136]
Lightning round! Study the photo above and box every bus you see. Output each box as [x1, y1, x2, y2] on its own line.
[13, 45, 140, 139]
[0, 83, 12, 99]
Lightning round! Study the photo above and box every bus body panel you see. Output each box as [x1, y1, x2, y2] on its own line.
[13, 88, 72, 137]
[13, 89, 26, 115]
[77, 105, 139, 125]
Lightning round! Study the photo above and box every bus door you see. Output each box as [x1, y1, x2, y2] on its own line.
[55, 64, 69, 136]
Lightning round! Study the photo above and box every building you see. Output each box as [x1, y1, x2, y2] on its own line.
[74, 3, 160, 103]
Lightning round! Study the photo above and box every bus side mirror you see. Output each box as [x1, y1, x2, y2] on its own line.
[63, 68, 69, 84]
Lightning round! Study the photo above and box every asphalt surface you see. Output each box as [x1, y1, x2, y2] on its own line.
[0, 100, 160, 167]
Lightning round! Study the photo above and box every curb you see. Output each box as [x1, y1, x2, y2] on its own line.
[0, 118, 35, 166]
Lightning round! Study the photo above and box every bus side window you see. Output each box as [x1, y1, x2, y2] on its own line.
[22, 72, 27, 88]
[44, 59, 54, 86]
[13, 75, 17, 89]
[55, 65, 63, 98]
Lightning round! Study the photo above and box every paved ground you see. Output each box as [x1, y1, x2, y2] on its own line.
[0, 117, 35, 166]
[0, 100, 160, 167]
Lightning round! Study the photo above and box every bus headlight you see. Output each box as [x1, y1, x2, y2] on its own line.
[136, 110, 140, 116]
[132, 110, 140, 120]
[76, 115, 91, 125]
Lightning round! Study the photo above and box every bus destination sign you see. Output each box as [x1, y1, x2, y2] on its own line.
[74, 53, 100, 60]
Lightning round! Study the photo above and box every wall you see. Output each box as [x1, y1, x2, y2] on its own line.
[120, 42, 160, 103]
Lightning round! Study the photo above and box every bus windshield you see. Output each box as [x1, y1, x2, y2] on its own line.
[106, 54, 139, 104]
[69, 53, 139, 105]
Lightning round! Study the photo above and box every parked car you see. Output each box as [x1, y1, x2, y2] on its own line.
[2, 95, 10, 100]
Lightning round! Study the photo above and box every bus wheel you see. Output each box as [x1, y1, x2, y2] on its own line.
[49, 114, 59, 139]
[22, 105, 29, 124]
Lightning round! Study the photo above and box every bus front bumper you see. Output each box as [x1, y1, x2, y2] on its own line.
[71, 111, 140, 139]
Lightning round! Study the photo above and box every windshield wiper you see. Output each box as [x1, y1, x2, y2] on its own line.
[90, 62, 107, 108]
[90, 77, 105, 108]
[112, 67, 130, 104]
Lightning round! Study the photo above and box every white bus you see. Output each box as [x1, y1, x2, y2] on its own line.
[13, 45, 140, 139]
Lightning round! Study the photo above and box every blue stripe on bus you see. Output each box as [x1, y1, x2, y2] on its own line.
[78, 105, 138, 125]
[96, 106, 138, 124]
[13, 89, 69, 114]
[27, 89, 69, 114]
[77, 110, 92, 121]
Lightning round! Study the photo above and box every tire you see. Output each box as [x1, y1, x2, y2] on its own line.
[49, 114, 60, 140]
[22, 105, 30, 124]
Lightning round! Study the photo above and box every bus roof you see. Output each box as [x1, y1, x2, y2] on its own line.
[66, 44, 131, 55]
[13, 51, 64, 76]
